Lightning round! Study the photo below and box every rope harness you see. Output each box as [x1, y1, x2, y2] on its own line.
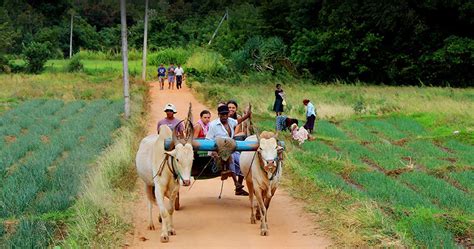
[153, 153, 185, 183]
[256, 149, 283, 181]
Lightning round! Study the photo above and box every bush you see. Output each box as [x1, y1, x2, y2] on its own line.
[148, 47, 192, 66]
[22, 42, 52, 74]
[66, 56, 84, 72]
[75, 49, 109, 60]
[230, 36, 288, 73]
[420, 36, 474, 87]
[186, 49, 227, 76]
[0, 54, 10, 73]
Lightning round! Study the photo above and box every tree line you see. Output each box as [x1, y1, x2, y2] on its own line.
[0, 0, 472, 87]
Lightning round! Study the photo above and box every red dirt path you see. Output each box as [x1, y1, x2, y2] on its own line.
[125, 81, 332, 248]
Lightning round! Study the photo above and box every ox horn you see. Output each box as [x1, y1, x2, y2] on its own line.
[172, 126, 179, 147]
[186, 103, 194, 143]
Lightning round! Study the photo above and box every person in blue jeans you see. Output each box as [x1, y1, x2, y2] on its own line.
[157, 64, 166, 90]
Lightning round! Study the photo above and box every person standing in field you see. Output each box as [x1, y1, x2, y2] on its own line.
[175, 64, 184, 90]
[167, 63, 176, 90]
[273, 84, 285, 116]
[303, 99, 316, 133]
[157, 64, 166, 90]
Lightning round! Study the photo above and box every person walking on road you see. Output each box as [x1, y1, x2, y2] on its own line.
[157, 64, 166, 90]
[167, 63, 176, 90]
[175, 64, 184, 89]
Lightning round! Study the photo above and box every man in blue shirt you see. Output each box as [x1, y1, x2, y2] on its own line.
[157, 64, 166, 90]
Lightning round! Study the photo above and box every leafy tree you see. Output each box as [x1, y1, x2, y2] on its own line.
[23, 41, 52, 74]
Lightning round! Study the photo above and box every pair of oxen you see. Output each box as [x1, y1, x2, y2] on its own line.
[135, 125, 283, 243]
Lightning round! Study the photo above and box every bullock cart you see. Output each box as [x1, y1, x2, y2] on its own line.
[163, 138, 285, 209]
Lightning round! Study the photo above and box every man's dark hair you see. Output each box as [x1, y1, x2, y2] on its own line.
[276, 83, 281, 88]
[285, 118, 298, 128]
[200, 110, 210, 117]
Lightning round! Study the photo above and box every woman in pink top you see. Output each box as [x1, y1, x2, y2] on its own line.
[193, 110, 211, 138]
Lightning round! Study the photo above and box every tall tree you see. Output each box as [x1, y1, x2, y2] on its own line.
[120, 0, 131, 119]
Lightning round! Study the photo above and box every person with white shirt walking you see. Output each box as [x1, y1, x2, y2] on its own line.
[303, 99, 316, 133]
[175, 64, 184, 89]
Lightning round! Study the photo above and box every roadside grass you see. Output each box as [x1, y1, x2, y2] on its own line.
[192, 80, 473, 247]
[62, 83, 147, 248]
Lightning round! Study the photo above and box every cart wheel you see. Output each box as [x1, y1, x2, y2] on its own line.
[174, 192, 180, 210]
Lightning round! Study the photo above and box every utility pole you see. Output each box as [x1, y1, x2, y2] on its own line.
[120, 0, 131, 119]
[141, 0, 149, 81]
[208, 9, 228, 45]
[69, 9, 75, 58]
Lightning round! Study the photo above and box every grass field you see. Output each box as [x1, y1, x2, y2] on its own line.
[192, 78, 474, 247]
[0, 99, 123, 247]
[1, 56, 472, 247]
[0, 58, 146, 248]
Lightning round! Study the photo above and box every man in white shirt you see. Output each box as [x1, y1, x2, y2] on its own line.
[206, 105, 249, 196]
[175, 64, 184, 90]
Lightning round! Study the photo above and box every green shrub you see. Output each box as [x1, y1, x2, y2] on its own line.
[186, 50, 227, 76]
[148, 47, 191, 66]
[75, 50, 109, 60]
[353, 98, 367, 114]
[66, 56, 84, 72]
[22, 41, 52, 74]
[230, 36, 288, 73]
[0, 54, 10, 73]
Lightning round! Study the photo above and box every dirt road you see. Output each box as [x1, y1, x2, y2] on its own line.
[126, 81, 332, 248]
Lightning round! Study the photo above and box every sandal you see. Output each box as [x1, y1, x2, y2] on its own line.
[235, 186, 249, 196]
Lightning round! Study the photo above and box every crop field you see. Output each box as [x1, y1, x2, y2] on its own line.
[293, 117, 473, 247]
[193, 79, 473, 247]
[0, 99, 123, 248]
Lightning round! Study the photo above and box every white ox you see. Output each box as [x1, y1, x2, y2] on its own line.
[135, 125, 194, 242]
[240, 131, 283, 236]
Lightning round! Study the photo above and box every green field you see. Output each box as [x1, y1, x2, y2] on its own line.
[1, 56, 473, 247]
[0, 57, 146, 247]
[0, 99, 123, 247]
[193, 79, 474, 247]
